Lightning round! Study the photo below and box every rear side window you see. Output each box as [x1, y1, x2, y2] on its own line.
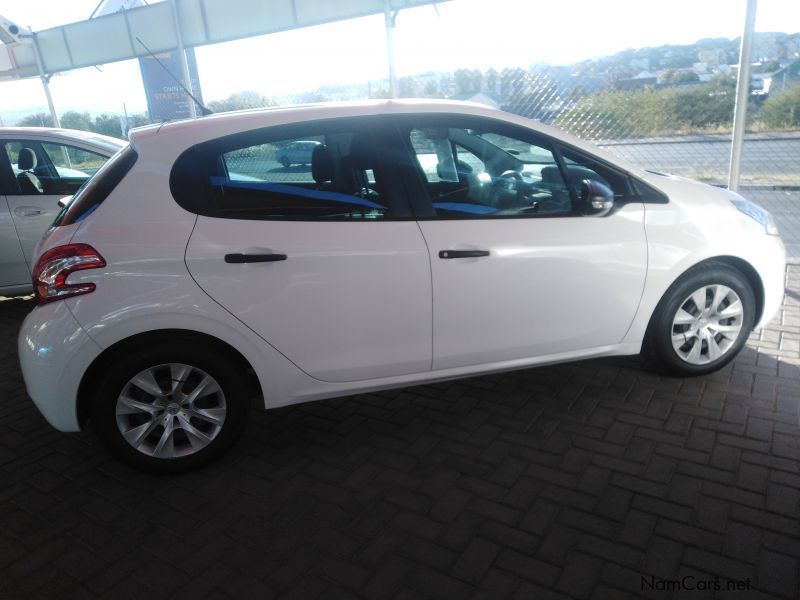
[170, 119, 406, 221]
[54, 145, 137, 227]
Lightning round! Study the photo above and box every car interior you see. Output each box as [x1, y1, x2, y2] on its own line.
[212, 132, 389, 220]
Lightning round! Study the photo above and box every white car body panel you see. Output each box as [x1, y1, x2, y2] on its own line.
[185, 219, 433, 382]
[417, 202, 647, 369]
[16, 100, 786, 434]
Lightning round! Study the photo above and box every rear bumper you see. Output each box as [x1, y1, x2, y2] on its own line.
[17, 301, 102, 432]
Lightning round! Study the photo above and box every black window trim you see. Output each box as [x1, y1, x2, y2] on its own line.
[169, 115, 418, 222]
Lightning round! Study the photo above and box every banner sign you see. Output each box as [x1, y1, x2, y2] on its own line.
[139, 47, 203, 121]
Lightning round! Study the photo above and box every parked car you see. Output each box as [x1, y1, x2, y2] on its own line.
[18, 100, 785, 471]
[0, 127, 124, 296]
[274, 139, 320, 167]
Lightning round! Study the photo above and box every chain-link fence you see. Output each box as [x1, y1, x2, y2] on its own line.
[3, 2, 797, 193]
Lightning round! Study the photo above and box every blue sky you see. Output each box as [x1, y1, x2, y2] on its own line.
[1, 0, 798, 118]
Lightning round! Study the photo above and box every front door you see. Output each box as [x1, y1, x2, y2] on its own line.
[183, 118, 432, 383]
[395, 116, 648, 370]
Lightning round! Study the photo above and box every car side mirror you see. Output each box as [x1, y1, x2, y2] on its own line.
[579, 179, 615, 217]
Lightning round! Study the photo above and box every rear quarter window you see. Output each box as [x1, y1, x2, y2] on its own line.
[53, 145, 138, 227]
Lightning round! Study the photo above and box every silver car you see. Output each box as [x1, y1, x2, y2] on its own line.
[1, 127, 124, 296]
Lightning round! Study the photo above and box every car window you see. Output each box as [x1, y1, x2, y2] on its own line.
[42, 143, 108, 178]
[407, 125, 573, 218]
[1, 140, 109, 196]
[175, 125, 395, 220]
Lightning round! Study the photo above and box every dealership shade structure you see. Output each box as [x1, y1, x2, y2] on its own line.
[0, 0, 447, 114]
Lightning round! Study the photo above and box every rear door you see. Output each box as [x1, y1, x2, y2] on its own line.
[182, 117, 433, 383]
[2, 138, 110, 268]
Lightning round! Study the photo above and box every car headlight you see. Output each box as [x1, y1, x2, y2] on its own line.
[729, 196, 779, 236]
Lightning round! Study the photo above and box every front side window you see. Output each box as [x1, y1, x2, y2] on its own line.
[407, 123, 573, 218]
[172, 123, 396, 220]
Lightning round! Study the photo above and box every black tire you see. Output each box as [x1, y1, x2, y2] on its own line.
[91, 341, 250, 473]
[645, 262, 756, 377]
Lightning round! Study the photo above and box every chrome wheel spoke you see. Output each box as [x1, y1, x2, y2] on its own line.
[130, 370, 165, 398]
[169, 363, 192, 395]
[673, 308, 696, 325]
[718, 299, 743, 318]
[187, 407, 226, 426]
[182, 375, 221, 406]
[116, 394, 160, 416]
[707, 334, 723, 362]
[176, 414, 213, 450]
[121, 418, 160, 448]
[152, 418, 176, 459]
[710, 285, 729, 313]
[691, 288, 707, 313]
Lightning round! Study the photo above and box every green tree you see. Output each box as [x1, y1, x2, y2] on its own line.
[17, 112, 54, 127]
[207, 91, 276, 113]
[760, 84, 800, 128]
[60, 111, 93, 131]
[92, 114, 124, 138]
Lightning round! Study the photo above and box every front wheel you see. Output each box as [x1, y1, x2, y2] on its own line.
[91, 343, 250, 472]
[645, 263, 756, 376]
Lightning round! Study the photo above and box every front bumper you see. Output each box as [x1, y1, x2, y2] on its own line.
[754, 234, 787, 330]
[17, 301, 102, 432]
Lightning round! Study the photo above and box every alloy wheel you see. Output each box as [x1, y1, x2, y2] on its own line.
[115, 363, 227, 459]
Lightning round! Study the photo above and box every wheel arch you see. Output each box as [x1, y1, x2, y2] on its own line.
[645, 254, 765, 340]
[76, 329, 263, 428]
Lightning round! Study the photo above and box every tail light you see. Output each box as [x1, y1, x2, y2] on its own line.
[33, 244, 106, 305]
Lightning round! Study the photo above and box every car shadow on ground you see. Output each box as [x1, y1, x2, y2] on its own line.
[1, 293, 798, 599]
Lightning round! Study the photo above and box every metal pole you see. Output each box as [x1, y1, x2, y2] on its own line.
[384, 1, 398, 99]
[169, 0, 197, 118]
[728, 0, 757, 192]
[31, 32, 61, 128]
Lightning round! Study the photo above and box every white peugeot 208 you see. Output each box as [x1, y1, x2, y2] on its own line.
[18, 100, 786, 471]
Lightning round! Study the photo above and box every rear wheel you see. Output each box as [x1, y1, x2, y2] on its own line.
[646, 263, 756, 376]
[92, 342, 250, 472]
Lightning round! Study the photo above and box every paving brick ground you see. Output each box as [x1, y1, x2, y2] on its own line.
[0, 268, 798, 600]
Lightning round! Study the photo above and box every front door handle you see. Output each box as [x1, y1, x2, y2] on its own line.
[438, 250, 490, 259]
[224, 253, 287, 263]
[14, 207, 44, 217]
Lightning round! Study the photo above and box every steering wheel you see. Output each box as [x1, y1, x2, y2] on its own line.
[493, 169, 526, 207]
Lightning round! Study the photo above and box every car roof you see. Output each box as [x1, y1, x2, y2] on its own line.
[127, 99, 644, 175]
[0, 127, 126, 154]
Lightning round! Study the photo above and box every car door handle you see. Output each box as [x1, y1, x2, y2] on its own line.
[224, 253, 287, 263]
[438, 250, 490, 259]
[13, 207, 44, 217]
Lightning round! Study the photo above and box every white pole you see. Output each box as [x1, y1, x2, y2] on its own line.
[169, 0, 197, 118]
[31, 32, 60, 128]
[384, 1, 398, 99]
[728, 0, 757, 192]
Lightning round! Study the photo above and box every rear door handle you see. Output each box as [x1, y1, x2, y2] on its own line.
[438, 250, 490, 259]
[224, 253, 287, 263]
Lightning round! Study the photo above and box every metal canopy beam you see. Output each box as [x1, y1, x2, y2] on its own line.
[3, 0, 444, 77]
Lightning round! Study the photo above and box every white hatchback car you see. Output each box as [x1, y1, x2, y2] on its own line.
[18, 100, 785, 471]
[0, 127, 124, 295]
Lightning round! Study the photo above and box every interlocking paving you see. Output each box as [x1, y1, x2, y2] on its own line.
[0, 268, 798, 600]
